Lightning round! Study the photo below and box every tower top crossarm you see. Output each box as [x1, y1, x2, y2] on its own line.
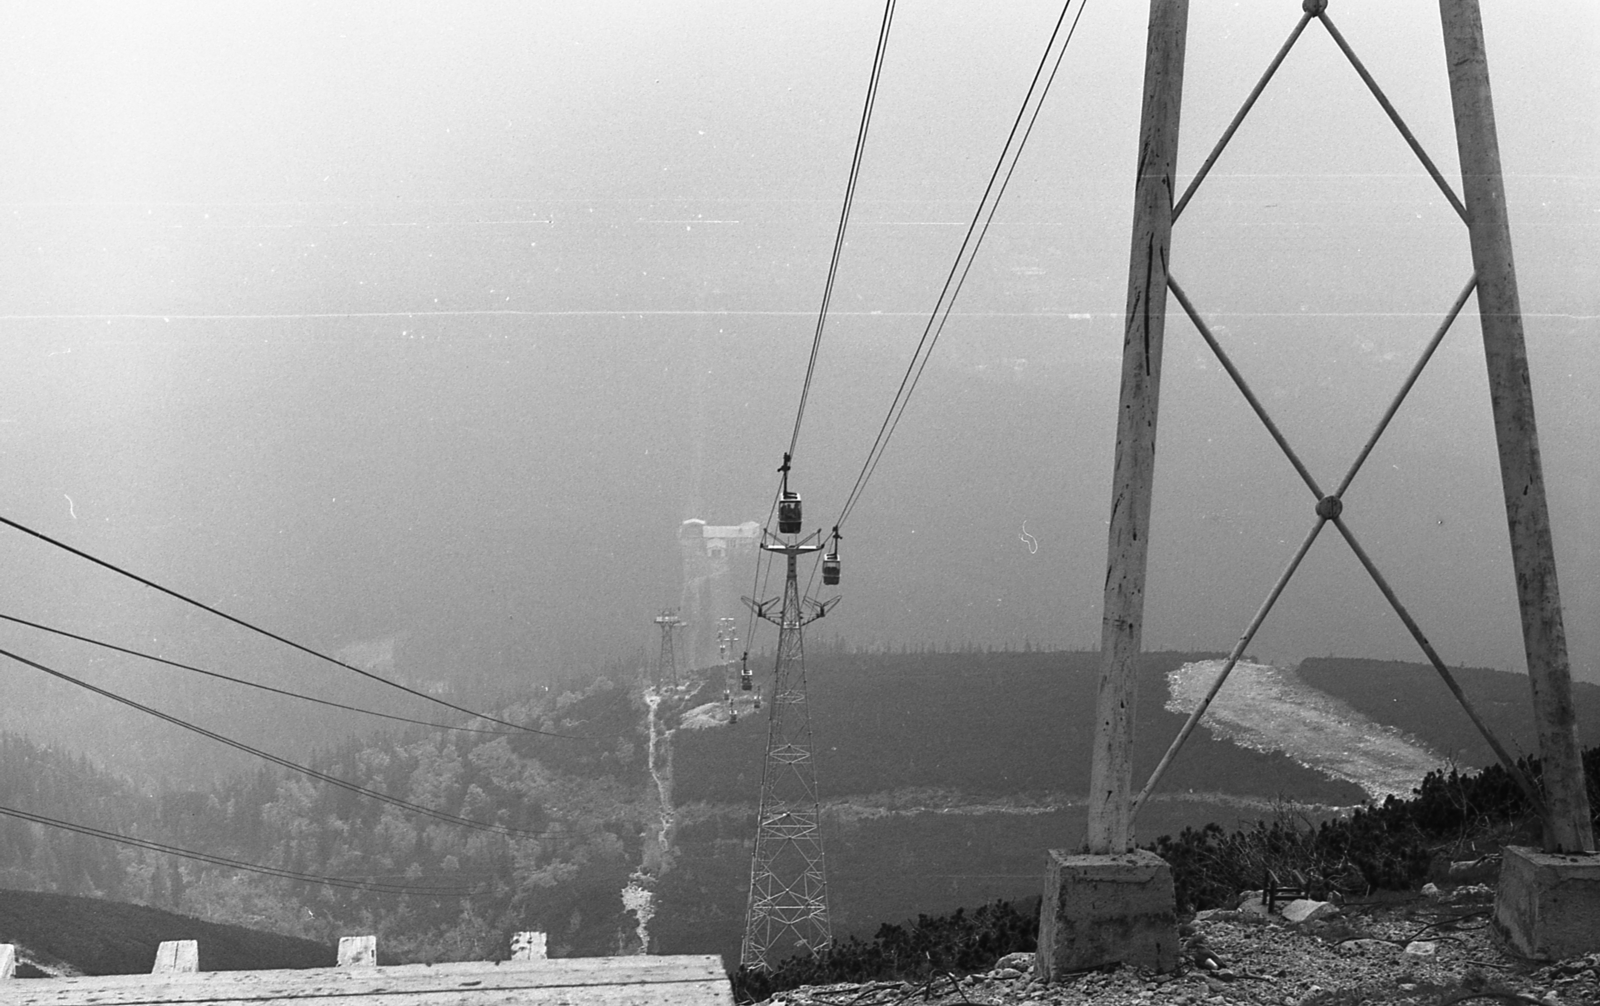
[760, 529, 824, 557]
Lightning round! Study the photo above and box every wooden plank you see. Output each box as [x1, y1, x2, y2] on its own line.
[0, 955, 732, 1006]
[1, 983, 731, 1006]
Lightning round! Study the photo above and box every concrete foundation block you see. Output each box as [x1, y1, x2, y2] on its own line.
[1036, 849, 1178, 978]
[1494, 845, 1600, 960]
[337, 935, 378, 968]
[511, 931, 548, 961]
[151, 940, 199, 973]
[1, 943, 15, 980]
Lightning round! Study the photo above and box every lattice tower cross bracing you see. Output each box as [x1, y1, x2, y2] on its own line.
[1088, 0, 1591, 856]
[653, 611, 683, 689]
[740, 532, 837, 969]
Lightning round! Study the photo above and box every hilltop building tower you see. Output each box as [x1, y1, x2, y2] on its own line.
[678, 519, 761, 671]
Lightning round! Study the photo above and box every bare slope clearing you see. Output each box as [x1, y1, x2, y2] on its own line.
[1166, 660, 1445, 801]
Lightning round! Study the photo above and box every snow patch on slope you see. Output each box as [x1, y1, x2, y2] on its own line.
[1166, 660, 1446, 801]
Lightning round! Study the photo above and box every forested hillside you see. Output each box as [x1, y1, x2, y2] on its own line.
[675, 649, 1363, 803]
[1, 675, 656, 960]
[1297, 658, 1600, 767]
[0, 649, 1435, 968]
[0, 890, 332, 975]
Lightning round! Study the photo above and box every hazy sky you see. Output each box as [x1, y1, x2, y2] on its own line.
[0, 0, 1595, 763]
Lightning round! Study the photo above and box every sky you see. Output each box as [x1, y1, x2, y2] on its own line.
[0, 0, 1595, 773]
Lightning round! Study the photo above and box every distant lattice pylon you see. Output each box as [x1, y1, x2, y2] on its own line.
[653, 610, 683, 688]
[740, 525, 838, 970]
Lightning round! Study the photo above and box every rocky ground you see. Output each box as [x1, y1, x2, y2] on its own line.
[749, 886, 1600, 1006]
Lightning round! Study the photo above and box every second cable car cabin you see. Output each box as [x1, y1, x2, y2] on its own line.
[821, 528, 842, 585]
[822, 551, 841, 585]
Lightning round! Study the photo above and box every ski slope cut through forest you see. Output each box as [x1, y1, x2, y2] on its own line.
[1165, 660, 1447, 801]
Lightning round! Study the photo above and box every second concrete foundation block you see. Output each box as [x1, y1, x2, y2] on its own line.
[1036, 848, 1178, 978]
[1495, 845, 1600, 960]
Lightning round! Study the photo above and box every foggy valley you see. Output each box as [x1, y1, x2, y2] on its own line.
[0, 0, 1595, 989]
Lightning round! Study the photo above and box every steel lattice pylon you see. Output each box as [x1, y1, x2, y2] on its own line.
[654, 610, 683, 688]
[740, 531, 838, 970]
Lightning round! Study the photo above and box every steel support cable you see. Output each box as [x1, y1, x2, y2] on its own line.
[0, 646, 574, 841]
[1133, 274, 1541, 817]
[1172, 11, 1315, 223]
[833, 0, 1088, 530]
[835, 0, 1086, 529]
[1315, 11, 1468, 224]
[742, 484, 785, 668]
[0, 612, 519, 737]
[0, 804, 476, 896]
[788, 0, 898, 461]
[0, 514, 552, 738]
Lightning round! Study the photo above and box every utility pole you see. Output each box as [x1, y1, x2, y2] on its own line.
[739, 475, 838, 970]
[1440, 0, 1592, 853]
[653, 610, 684, 689]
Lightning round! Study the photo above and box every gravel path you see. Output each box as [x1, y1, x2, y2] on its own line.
[752, 887, 1600, 1006]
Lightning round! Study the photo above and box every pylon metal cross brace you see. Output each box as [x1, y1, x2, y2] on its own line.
[1128, 3, 1549, 829]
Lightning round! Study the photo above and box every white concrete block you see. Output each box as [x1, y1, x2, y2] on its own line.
[511, 931, 548, 961]
[0, 944, 15, 980]
[338, 935, 377, 967]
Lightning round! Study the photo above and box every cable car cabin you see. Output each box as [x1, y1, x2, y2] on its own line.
[822, 552, 841, 586]
[778, 491, 802, 534]
[740, 666, 753, 691]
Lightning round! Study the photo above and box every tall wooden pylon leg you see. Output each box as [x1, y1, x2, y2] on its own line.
[1440, 1, 1594, 854]
[1086, 0, 1189, 856]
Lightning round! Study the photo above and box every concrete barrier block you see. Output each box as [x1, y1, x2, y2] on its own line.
[1036, 848, 1178, 978]
[151, 940, 199, 974]
[1494, 845, 1600, 960]
[337, 935, 378, 968]
[511, 931, 548, 961]
[1, 943, 15, 980]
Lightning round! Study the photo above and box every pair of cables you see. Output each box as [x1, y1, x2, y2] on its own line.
[0, 804, 481, 897]
[753, 0, 1092, 643]
[833, 0, 1090, 533]
[0, 513, 613, 893]
[0, 514, 559, 737]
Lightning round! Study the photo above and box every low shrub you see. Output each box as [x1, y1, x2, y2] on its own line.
[730, 897, 1037, 1003]
[1153, 744, 1600, 912]
[736, 746, 1600, 1000]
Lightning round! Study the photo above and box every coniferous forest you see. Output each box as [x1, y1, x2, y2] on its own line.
[2, 650, 1596, 967]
